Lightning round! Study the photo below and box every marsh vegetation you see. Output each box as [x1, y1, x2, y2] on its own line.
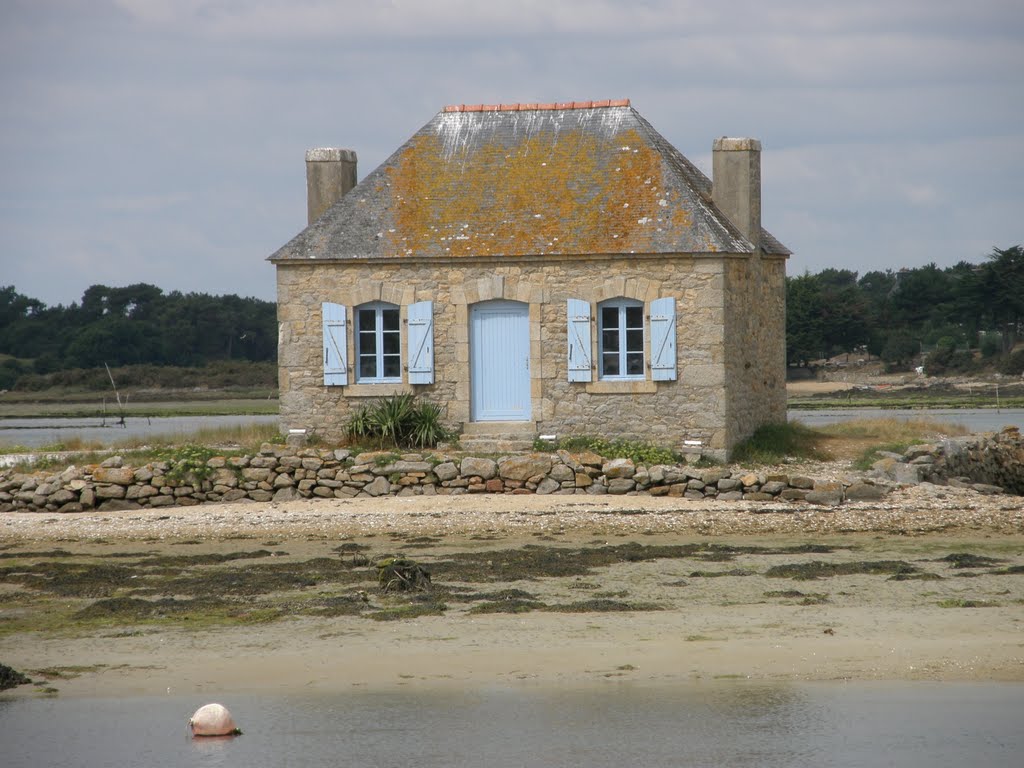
[2, 534, 1020, 641]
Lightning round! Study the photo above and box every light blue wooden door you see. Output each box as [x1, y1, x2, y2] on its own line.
[470, 300, 530, 421]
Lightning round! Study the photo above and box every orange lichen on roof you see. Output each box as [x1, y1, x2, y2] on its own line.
[385, 124, 691, 258]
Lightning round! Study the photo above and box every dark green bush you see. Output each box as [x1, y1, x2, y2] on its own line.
[924, 345, 976, 376]
[998, 349, 1024, 376]
[11, 361, 277, 391]
[346, 394, 453, 449]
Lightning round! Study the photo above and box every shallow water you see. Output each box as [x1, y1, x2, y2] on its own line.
[788, 407, 1023, 432]
[0, 414, 279, 449]
[1, 409, 1018, 451]
[2, 682, 1022, 767]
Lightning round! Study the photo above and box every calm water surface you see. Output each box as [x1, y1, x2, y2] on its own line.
[2, 409, 1020, 450]
[788, 407, 1023, 432]
[0, 415, 279, 449]
[1, 682, 1022, 767]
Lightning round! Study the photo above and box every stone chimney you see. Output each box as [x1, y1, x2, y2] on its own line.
[305, 148, 357, 225]
[712, 137, 761, 249]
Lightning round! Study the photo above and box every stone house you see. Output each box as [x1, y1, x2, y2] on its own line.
[268, 99, 790, 458]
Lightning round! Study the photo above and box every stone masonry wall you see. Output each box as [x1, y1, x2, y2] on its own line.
[1, 446, 894, 514]
[723, 255, 788, 448]
[277, 252, 784, 457]
[871, 427, 1024, 496]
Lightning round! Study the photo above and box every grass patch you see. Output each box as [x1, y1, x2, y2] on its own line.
[936, 553, 1006, 569]
[730, 421, 831, 464]
[286, 595, 368, 618]
[814, 418, 970, 470]
[0, 422, 283, 470]
[765, 560, 919, 580]
[989, 565, 1024, 575]
[69, 596, 284, 628]
[531, 435, 681, 465]
[817, 417, 968, 442]
[543, 599, 662, 613]
[888, 571, 943, 581]
[367, 602, 447, 621]
[468, 599, 546, 614]
[0, 561, 138, 598]
[936, 598, 1000, 608]
[432, 542, 838, 583]
[851, 442, 913, 471]
[764, 590, 830, 604]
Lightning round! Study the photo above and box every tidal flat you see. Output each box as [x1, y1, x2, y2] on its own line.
[1, 490, 1022, 698]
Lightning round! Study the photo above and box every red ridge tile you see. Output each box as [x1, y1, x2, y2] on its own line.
[442, 100, 630, 112]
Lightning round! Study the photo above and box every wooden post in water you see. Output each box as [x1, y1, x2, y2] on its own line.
[104, 363, 126, 427]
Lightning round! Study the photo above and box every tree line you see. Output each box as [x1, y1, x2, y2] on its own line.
[1, 246, 1021, 391]
[786, 245, 1024, 374]
[0, 284, 277, 389]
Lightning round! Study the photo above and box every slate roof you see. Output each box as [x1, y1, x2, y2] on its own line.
[269, 100, 790, 262]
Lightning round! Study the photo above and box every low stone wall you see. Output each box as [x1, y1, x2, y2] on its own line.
[870, 427, 1023, 496]
[1, 444, 895, 513]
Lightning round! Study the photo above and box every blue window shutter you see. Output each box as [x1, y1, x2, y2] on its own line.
[650, 297, 676, 381]
[567, 298, 593, 382]
[407, 300, 434, 384]
[322, 302, 348, 386]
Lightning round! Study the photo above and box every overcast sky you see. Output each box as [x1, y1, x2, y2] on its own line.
[2, 0, 1022, 307]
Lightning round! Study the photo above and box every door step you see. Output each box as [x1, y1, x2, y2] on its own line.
[458, 422, 537, 454]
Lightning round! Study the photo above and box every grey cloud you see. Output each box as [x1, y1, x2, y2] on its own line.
[1, 0, 1021, 306]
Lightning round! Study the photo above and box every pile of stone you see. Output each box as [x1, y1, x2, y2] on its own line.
[1, 444, 899, 514]
[870, 426, 1021, 496]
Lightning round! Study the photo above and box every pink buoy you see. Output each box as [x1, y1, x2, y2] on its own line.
[189, 703, 240, 737]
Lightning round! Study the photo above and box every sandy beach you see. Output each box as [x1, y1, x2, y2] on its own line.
[2, 488, 1023, 698]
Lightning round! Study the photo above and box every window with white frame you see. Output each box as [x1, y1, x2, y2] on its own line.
[355, 302, 401, 382]
[599, 298, 645, 379]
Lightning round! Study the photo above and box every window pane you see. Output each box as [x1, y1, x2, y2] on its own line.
[626, 329, 643, 353]
[625, 306, 643, 328]
[359, 357, 376, 378]
[382, 330, 400, 355]
[626, 353, 644, 376]
[602, 352, 619, 377]
[383, 356, 401, 379]
[602, 329, 619, 352]
[382, 308, 399, 331]
[358, 309, 376, 331]
[358, 332, 376, 355]
[601, 306, 618, 329]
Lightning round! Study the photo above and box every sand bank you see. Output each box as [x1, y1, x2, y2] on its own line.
[2, 487, 1022, 697]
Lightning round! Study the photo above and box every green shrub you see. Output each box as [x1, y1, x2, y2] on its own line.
[12, 361, 277, 392]
[0, 357, 29, 389]
[532, 435, 680, 465]
[367, 392, 415, 445]
[880, 332, 918, 370]
[345, 394, 453, 449]
[979, 333, 1002, 359]
[156, 443, 222, 482]
[924, 345, 976, 376]
[730, 422, 830, 465]
[998, 349, 1024, 376]
[406, 401, 451, 448]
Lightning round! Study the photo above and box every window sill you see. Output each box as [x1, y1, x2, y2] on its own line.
[585, 380, 657, 394]
[343, 383, 413, 397]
